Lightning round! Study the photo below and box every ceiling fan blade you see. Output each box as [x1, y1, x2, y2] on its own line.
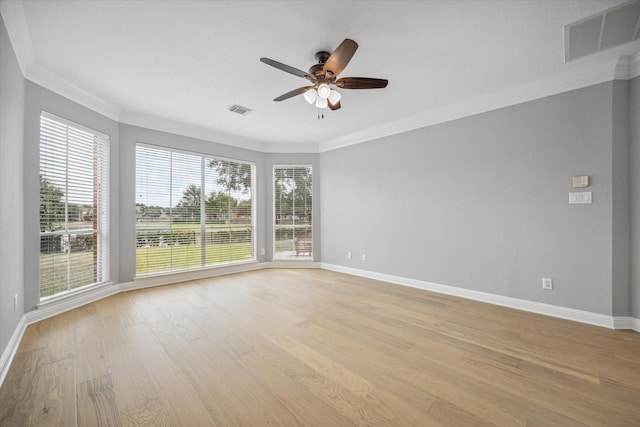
[273, 86, 314, 102]
[260, 57, 317, 81]
[335, 77, 388, 89]
[323, 39, 358, 77]
[328, 101, 341, 111]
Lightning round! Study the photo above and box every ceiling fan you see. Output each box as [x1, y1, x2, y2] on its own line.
[260, 39, 388, 114]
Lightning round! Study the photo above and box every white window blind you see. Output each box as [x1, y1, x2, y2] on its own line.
[39, 112, 110, 298]
[136, 144, 255, 275]
[274, 166, 312, 260]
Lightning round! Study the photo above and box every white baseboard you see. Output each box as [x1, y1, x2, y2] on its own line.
[613, 316, 640, 332]
[28, 283, 120, 325]
[321, 263, 639, 331]
[120, 261, 267, 292]
[266, 261, 321, 269]
[0, 315, 26, 388]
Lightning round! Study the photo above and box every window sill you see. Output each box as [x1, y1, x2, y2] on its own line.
[38, 281, 116, 308]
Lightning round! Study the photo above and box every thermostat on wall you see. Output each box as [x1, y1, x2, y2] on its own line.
[572, 175, 589, 188]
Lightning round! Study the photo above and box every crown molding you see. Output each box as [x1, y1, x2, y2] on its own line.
[613, 51, 640, 80]
[262, 141, 320, 154]
[119, 109, 267, 152]
[0, 0, 34, 75]
[119, 109, 320, 154]
[13, 52, 640, 155]
[319, 54, 632, 153]
[630, 51, 640, 79]
[25, 62, 121, 121]
[614, 56, 632, 80]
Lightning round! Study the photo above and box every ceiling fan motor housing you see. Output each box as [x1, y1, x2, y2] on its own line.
[309, 51, 331, 76]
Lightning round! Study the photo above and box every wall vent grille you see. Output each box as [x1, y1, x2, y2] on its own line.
[229, 104, 253, 115]
[565, 0, 640, 62]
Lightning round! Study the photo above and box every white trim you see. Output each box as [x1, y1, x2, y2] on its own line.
[0, 316, 26, 388]
[121, 261, 266, 291]
[119, 109, 268, 153]
[630, 52, 640, 79]
[320, 263, 634, 330]
[0, 0, 35, 75]
[262, 142, 320, 154]
[613, 316, 640, 332]
[319, 58, 627, 153]
[614, 56, 632, 80]
[28, 283, 119, 325]
[563, 23, 570, 64]
[266, 261, 321, 269]
[25, 63, 121, 121]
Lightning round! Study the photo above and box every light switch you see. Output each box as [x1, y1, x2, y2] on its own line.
[569, 191, 592, 204]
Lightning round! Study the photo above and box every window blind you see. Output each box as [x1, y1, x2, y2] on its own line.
[274, 166, 312, 260]
[136, 144, 255, 276]
[39, 112, 110, 298]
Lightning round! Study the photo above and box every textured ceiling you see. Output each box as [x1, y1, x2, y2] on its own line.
[4, 0, 640, 152]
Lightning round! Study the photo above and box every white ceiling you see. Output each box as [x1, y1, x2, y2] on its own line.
[3, 0, 640, 152]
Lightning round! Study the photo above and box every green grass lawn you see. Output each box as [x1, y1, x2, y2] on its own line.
[40, 241, 254, 297]
[40, 250, 98, 297]
[136, 242, 253, 275]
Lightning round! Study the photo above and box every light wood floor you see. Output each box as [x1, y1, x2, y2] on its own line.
[1, 269, 639, 426]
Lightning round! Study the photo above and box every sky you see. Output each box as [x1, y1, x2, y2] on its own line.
[136, 146, 252, 208]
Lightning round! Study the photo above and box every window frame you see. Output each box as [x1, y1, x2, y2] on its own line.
[273, 164, 313, 261]
[38, 110, 110, 300]
[135, 143, 256, 276]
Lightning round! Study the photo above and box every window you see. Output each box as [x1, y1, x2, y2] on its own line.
[39, 112, 110, 298]
[274, 166, 312, 260]
[136, 144, 255, 275]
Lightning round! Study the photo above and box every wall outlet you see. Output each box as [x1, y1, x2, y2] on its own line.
[14, 294, 18, 310]
[542, 278, 553, 290]
[362, 254, 367, 261]
[347, 251, 352, 260]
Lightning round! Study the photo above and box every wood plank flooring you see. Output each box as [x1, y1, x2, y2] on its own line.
[1, 269, 639, 426]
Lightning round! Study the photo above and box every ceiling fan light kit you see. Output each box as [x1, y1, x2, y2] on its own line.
[303, 88, 317, 104]
[260, 38, 388, 117]
[317, 83, 331, 99]
[328, 89, 342, 105]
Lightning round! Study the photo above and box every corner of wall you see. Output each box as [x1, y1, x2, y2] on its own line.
[630, 75, 640, 318]
[611, 80, 632, 316]
[0, 10, 26, 378]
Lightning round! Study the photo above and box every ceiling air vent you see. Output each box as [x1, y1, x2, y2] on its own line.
[565, 0, 640, 62]
[228, 104, 253, 116]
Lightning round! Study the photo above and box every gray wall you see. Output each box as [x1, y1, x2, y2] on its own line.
[611, 80, 631, 316]
[0, 14, 25, 358]
[23, 82, 120, 311]
[632, 76, 640, 318]
[320, 82, 624, 315]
